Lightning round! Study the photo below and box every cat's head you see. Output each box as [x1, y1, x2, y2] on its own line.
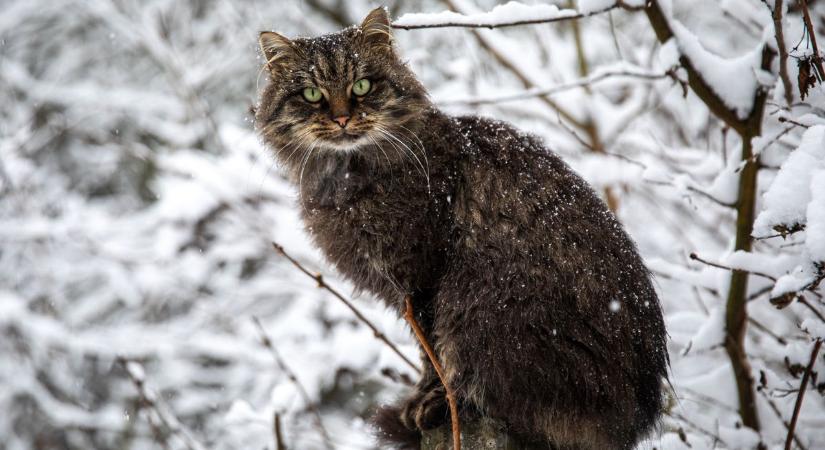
[255, 7, 429, 169]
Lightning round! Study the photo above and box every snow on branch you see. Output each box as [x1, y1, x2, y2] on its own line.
[645, 0, 775, 134]
[753, 125, 825, 305]
[666, 22, 770, 121]
[754, 125, 825, 247]
[392, 0, 643, 30]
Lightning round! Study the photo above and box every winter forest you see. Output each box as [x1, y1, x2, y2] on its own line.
[2, 0, 825, 449]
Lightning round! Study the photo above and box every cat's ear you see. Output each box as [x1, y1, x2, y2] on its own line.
[259, 31, 296, 73]
[360, 7, 393, 49]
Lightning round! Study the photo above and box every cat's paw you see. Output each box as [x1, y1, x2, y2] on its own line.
[400, 385, 449, 431]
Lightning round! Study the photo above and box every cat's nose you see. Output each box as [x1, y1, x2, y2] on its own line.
[333, 115, 350, 128]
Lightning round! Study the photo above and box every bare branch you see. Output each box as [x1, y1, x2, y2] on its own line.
[689, 252, 777, 281]
[392, 1, 642, 30]
[434, 0, 590, 133]
[274, 412, 287, 450]
[251, 317, 333, 450]
[668, 411, 728, 448]
[438, 67, 671, 106]
[785, 339, 823, 450]
[798, 296, 825, 323]
[403, 295, 461, 450]
[748, 318, 788, 345]
[304, 0, 350, 27]
[765, 0, 795, 105]
[271, 242, 419, 373]
[118, 358, 207, 450]
[757, 387, 809, 450]
[798, 0, 825, 96]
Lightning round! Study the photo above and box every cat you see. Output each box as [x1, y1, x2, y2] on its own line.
[255, 7, 668, 449]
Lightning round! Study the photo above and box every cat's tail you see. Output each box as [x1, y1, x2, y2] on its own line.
[371, 404, 421, 449]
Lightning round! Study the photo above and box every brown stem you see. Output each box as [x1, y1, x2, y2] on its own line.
[800, 0, 825, 78]
[689, 252, 777, 281]
[274, 412, 287, 450]
[769, 0, 794, 105]
[403, 295, 461, 450]
[724, 130, 763, 432]
[644, 0, 774, 431]
[758, 388, 808, 450]
[784, 339, 823, 450]
[271, 242, 420, 372]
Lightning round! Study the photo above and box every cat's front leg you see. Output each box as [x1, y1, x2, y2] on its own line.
[399, 359, 448, 431]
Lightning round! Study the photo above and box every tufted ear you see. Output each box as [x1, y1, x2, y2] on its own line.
[259, 31, 296, 72]
[360, 7, 393, 49]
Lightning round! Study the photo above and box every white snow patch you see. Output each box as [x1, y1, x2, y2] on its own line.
[394, 2, 580, 28]
[754, 125, 825, 237]
[801, 318, 825, 338]
[577, 0, 615, 14]
[771, 263, 819, 299]
[805, 171, 825, 261]
[669, 20, 767, 119]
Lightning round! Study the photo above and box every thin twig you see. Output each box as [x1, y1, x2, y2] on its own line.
[749, 318, 788, 345]
[785, 339, 823, 450]
[799, 0, 825, 79]
[274, 412, 287, 450]
[689, 252, 777, 281]
[271, 242, 419, 372]
[403, 295, 461, 450]
[305, 0, 350, 27]
[758, 388, 808, 450]
[118, 358, 207, 450]
[252, 317, 333, 450]
[778, 116, 811, 128]
[765, 0, 794, 105]
[668, 411, 728, 448]
[391, 1, 642, 30]
[798, 297, 825, 323]
[438, 68, 670, 106]
[436, 0, 589, 132]
[685, 185, 736, 208]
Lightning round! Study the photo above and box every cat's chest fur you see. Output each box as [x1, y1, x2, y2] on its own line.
[298, 154, 450, 302]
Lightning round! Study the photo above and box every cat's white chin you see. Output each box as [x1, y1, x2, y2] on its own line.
[321, 135, 371, 152]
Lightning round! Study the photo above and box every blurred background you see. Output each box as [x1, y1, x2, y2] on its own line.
[1, 0, 824, 449]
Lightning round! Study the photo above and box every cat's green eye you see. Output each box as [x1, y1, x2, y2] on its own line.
[352, 78, 371, 96]
[303, 87, 322, 103]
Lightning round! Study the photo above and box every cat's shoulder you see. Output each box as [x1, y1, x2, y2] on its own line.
[448, 114, 559, 165]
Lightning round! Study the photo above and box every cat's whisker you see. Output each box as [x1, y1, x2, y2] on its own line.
[372, 128, 418, 181]
[375, 125, 430, 192]
[373, 126, 418, 170]
[396, 124, 430, 186]
[257, 126, 310, 198]
[281, 129, 314, 167]
[366, 134, 398, 187]
[368, 133, 393, 170]
[298, 139, 318, 197]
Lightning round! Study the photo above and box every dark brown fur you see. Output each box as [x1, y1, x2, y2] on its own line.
[256, 8, 668, 449]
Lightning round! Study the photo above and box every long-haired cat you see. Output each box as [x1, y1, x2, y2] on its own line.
[255, 7, 668, 449]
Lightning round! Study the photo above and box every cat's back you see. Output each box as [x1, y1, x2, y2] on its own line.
[447, 115, 628, 261]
